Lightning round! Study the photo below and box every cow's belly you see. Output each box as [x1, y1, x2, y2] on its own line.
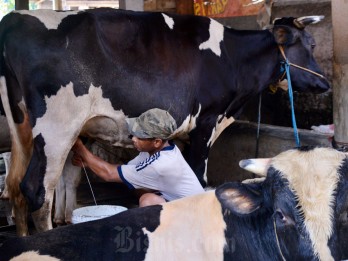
[81, 116, 133, 148]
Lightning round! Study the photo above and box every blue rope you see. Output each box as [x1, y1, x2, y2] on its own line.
[283, 60, 301, 147]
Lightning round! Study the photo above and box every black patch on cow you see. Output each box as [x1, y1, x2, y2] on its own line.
[20, 134, 47, 212]
[268, 167, 320, 260]
[273, 17, 302, 29]
[335, 157, 348, 217]
[0, 205, 163, 261]
[0, 99, 4, 116]
[333, 157, 348, 259]
[296, 145, 317, 152]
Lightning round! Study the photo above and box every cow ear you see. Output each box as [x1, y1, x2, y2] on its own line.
[215, 182, 263, 216]
[273, 26, 295, 45]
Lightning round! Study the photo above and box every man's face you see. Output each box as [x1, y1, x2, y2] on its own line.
[131, 136, 157, 153]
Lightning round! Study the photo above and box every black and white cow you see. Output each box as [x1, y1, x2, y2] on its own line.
[1, 147, 347, 261]
[0, 8, 330, 235]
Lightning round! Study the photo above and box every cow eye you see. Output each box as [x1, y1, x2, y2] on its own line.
[275, 209, 286, 223]
[311, 43, 316, 50]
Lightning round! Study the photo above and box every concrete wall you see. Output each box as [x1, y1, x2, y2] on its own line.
[207, 121, 331, 186]
[119, 0, 144, 11]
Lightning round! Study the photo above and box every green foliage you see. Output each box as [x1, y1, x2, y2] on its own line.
[0, 0, 38, 20]
[0, 0, 15, 20]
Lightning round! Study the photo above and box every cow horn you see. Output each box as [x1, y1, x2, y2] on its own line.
[294, 15, 325, 29]
[239, 158, 271, 177]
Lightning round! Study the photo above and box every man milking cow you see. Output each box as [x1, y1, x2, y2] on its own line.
[71, 108, 204, 207]
[0, 8, 330, 235]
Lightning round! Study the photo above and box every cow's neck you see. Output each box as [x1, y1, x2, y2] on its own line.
[222, 29, 282, 117]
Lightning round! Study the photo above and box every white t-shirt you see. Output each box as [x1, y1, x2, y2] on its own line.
[118, 143, 204, 201]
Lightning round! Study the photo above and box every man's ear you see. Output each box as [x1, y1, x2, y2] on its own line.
[215, 182, 263, 216]
[154, 138, 164, 148]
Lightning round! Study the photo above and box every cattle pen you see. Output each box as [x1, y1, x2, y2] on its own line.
[1, 0, 348, 260]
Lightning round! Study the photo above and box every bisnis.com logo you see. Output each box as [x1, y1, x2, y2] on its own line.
[113, 226, 149, 253]
[113, 226, 236, 254]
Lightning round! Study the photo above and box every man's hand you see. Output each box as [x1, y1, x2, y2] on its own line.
[71, 138, 87, 167]
[71, 153, 84, 167]
[71, 138, 122, 183]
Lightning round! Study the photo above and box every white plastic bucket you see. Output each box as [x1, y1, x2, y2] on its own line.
[71, 205, 127, 224]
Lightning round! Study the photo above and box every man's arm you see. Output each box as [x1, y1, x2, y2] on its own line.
[71, 138, 122, 182]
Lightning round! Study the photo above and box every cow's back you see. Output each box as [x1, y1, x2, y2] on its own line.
[0, 9, 212, 124]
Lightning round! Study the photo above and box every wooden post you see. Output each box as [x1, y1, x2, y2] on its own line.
[119, 0, 144, 11]
[332, 1, 348, 149]
[175, 0, 194, 15]
[53, 0, 63, 10]
[15, 0, 29, 10]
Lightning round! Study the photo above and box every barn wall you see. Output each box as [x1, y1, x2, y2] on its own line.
[144, 0, 176, 12]
[207, 121, 331, 186]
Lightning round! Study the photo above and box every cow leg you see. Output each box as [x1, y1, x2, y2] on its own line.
[185, 115, 235, 187]
[64, 175, 80, 224]
[31, 192, 54, 232]
[8, 144, 32, 236]
[21, 133, 72, 233]
[54, 152, 81, 225]
[53, 174, 66, 226]
[7, 121, 33, 236]
[184, 132, 211, 188]
[63, 152, 81, 224]
[0, 77, 34, 236]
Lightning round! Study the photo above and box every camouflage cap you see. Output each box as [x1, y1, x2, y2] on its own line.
[126, 108, 177, 140]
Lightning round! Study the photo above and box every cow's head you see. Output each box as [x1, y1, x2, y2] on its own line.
[272, 16, 330, 93]
[216, 147, 348, 260]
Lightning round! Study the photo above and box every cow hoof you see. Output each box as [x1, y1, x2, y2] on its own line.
[53, 219, 65, 226]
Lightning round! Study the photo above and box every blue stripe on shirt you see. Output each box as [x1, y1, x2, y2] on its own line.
[136, 152, 159, 171]
[118, 166, 135, 189]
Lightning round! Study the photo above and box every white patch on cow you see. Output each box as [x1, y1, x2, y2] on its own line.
[14, 10, 78, 30]
[144, 191, 226, 260]
[172, 104, 201, 139]
[10, 250, 60, 261]
[272, 147, 344, 261]
[199, 19, 224, 56]
[32, 82, 130, 200]
[207, 114, 235, 147]
[162, 13, 174, 30]
[203, 158, 208, 183]
[0, 77, 20, 148]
